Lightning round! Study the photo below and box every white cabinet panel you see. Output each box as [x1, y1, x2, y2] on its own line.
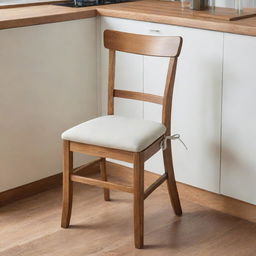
[143, 23, 223, 193]
[0, 18, 98, 192]
[221, 33, 256, 204]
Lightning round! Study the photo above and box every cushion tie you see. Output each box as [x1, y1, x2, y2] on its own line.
[160, 134, 188, 151]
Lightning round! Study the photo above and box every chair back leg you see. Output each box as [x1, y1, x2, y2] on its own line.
[100, 158, 110, 201]
[133, 152, 144, 249]
[61, 140, 74, 228]
[163, 140, 182, 216]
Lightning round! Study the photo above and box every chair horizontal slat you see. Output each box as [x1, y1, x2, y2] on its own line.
[144, 173, 167, 199]
[113, 89, 163, 105]
[71, 174, 134, 193]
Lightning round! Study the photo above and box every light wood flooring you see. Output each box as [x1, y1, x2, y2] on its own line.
[1, 170, 256, 256]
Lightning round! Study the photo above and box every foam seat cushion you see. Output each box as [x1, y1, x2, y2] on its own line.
[61, 115, 166, 152]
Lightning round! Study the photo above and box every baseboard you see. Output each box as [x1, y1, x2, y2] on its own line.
[0, 159, 100, 207]
[105, 161, 256, 224]
[1, 160, 256, 224]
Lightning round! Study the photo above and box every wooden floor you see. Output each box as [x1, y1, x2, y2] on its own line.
[1, 171, 256, 256]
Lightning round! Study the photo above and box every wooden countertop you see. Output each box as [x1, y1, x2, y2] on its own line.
[1, 0, 256, 36]
[0, 4, 96, 29]
[98, 1, 256, 36]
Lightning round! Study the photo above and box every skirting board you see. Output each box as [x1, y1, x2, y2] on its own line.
[0, 159, 100, 207]
[1, 159, 256, 224]
[105, 161, 256, 224]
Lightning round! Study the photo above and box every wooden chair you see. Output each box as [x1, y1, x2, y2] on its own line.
[61, 30, 183, 249]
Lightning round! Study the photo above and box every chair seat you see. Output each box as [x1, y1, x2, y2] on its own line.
[61, 115, 166, 152]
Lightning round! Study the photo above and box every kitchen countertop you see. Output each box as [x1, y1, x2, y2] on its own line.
[0, 4, 96, 29]
[0, 0, 256, 36]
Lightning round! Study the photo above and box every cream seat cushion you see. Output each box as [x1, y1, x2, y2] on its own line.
[62, 115, 166, 152]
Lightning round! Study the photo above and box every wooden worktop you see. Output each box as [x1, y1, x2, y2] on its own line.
[0, 4, 96, 29]
[99, 1, 256, 36]
[1, 0, 256, 36]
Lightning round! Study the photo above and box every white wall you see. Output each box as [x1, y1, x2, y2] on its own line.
[0, 18, 98, 192]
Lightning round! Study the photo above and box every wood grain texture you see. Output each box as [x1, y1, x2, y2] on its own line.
[71, 174, 134, 193]
[104, 29, 182, 57]
[0, 2, 256, 36]
[98, 1, 256, 37]
[162, 57, 178, 135]
[70, 141, 134, 163]
[113, 89, 163, 105]
[163, 140, 182, 216]
[61, 140, 73, 228]
[133, 152, 144, 249]
[100, 158, 110, 201]
[0, 5, 96, 30]
[107, 49, 116, 115]
[1, 168, 256, 255]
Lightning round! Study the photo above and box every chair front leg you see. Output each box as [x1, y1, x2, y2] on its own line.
[133, 152, 144, 249]
[61, 140, 73, 228]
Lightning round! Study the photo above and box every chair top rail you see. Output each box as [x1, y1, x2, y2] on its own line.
[104, 30, 183, 57]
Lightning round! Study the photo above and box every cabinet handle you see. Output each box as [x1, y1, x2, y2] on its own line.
[149, 29, 160, 33]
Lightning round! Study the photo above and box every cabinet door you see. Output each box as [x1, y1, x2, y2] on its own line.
[144, 23, 223, 193]
[221, 33, 256, 204]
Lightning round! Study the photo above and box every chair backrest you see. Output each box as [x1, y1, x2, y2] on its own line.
[104, 29, 183, 136]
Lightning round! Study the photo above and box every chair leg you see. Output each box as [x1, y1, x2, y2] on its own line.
[100, 158, 110, 201]
[133, 152, 144, 249]
[163, 140, 182, 216]
[61, 140, 73, 228]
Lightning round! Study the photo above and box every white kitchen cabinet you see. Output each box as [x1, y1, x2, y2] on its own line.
[100, 17, 223, 193]
[0, 18, 98, 192]
[221, 33, 256, 204]
[144, 23, 223, 193]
